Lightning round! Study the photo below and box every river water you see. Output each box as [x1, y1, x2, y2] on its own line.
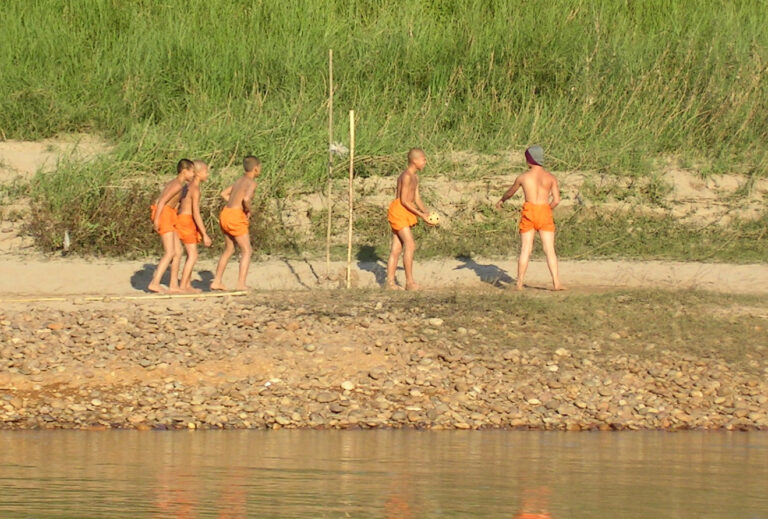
[1, 431, 766, 518]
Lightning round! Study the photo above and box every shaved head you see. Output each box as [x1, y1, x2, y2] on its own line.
[192, 159, 208, 172]
[407, 148, 425, 163]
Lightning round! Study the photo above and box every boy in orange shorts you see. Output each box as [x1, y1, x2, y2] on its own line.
[210, 155, 260, 291]
[385, 148, 435, 290]
[148, 158, 195, 293]
[175, 160, 214, 293]
[496, 145, 564, 291]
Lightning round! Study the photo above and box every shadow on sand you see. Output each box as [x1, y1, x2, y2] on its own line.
[192, 270, 214, 291]
[130, 264, 216, 292]
[130, 264, 157, 292]
[454, 256, 514, 288]
[357, 245, 388, 287]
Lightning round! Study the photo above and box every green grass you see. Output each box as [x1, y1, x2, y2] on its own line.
[3, 1, 767, 176]
[2, 0, 767, 256]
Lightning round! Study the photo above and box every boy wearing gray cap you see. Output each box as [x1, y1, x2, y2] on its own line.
[496, 145, 564, 291]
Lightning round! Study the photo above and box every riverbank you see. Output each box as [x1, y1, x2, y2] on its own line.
[2, 289, 766, 431]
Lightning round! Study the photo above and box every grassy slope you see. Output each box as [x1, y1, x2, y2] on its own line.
[1, 0, 766, 257]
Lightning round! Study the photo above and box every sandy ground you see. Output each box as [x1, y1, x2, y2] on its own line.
[0, 134, 110, 182]
[1, 254, 767, 299]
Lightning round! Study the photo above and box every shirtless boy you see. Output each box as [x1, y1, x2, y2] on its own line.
[385, 148, 434, 290]
[210, 155, 260, 291]
[175, 159, 213, 293]
[495, 145, 564, 291]
[148, 158, 195, 293]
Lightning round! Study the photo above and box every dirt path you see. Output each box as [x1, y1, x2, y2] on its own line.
[1, 254, 767, 298]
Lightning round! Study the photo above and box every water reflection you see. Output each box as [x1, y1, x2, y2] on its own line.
[1, 431, 767, 518]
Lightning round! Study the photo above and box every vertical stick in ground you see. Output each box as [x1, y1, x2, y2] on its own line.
[325, 49, 333, 277]
[346, 110, 355, 289]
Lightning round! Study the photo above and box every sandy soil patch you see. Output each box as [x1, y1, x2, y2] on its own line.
[1, 256, 768, 299]
[0, 133, 111, 183]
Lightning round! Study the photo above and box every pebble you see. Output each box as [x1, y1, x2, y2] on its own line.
[1, 296, 765, 433]
[315, 392, 338, 403]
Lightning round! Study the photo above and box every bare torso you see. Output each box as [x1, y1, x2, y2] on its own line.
[519, 168, 557, 204]
[395, 170, 418, 201]
[177, 183, 198, 215]
[154, 179, 183, 209]
[226, 176, 256, 210]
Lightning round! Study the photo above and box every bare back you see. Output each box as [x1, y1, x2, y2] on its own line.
[177, 183, 198, 215]
[518, 168, 559, 206]
[154, 178, 183, 209]
[226, 176, 256, 210]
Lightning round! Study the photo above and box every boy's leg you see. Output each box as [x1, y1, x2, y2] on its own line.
[168, 234, 183, 293]
[179, 243, 200, 293]
[539, 230, 564, 290]
[233, 233, 252, 291]
[211, 233, 236, 290]
[148, 232, 178, 293]
[396, 226, 419, 290]
[516, 230, 535, 290]
[385, 232, 404, 289]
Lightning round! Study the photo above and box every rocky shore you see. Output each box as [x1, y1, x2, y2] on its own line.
[1, 290, 767, 431]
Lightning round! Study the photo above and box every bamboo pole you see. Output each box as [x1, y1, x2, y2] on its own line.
[325, 49, 334, 277]
[346, 110, 355, 289]
[0, 291, 248, 304]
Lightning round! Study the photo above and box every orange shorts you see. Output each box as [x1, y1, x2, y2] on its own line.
[219, 207, 249, 237]
[387, 198, 418, 232]
[519, 202, 555, 233]
[150, 205, 178, 235]
[175, 214, 202, 245]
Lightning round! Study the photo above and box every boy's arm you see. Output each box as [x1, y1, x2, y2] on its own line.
[191, 187, 212, 246]
[549, 178, 561, 209]
[414, 183, 428, 213]
[399, 175, 429, 219]
[221, 185, 233, 202]
[495, 177, 522, 209]
[153, 182, 181, 230]
[241, 181, 256, 217]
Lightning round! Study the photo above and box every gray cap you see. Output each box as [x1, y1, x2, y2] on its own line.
[525, 145, 544, 166]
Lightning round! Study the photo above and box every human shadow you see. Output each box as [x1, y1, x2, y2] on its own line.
[356, 245, 388, 287]
[130, 264, 156, 292]
[192, 270, 214, 292]
[454, 255, 514, 288]
[133, 262, 200, 292]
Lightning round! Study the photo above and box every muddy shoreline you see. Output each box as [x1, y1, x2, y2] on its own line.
[2, 291, 767, 431]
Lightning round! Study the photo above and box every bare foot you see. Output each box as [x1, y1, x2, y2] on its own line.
[235, 285, 248, 292]
[405, 282, 422, 291]
[552, 284, 567, 291]
[147, 283, 166, 294]
[168, 286, 184, 294]
[182, 286, 202, 294]
[210, 282, 227, 291]
[386, 280, 404, 291]
[515, 283, 525, 291]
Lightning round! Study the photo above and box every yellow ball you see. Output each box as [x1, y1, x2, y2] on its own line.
[427, 212, 441, 225]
